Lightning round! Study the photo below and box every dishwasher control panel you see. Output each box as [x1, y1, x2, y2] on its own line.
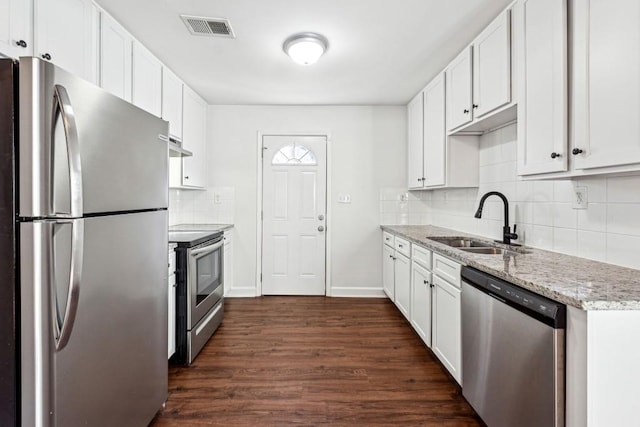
[462, 267, 566, 328]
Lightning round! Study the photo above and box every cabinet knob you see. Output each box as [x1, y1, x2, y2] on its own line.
[472, 104, 478, 109]
[318, 225, 325, 232]
[417, 178, 422, 182]
[550, 152, 561, 159]
[41, 53, 51, 60]
[572, 148, 584, 155]
[423, 280, 427, 285]
[16, 40, 27, 48]
[463, 109, 469, 114]
[184, 176, 189, 179]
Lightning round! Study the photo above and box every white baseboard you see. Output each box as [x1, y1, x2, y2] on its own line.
[224, 288, 259, 298]
[329, 286, 386, 298]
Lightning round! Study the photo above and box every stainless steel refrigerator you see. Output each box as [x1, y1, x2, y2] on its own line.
[0, 57, 169, 426]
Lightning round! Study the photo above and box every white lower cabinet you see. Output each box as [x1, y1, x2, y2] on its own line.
[168, 244, 177, 359]
[223, 231, 234, 295]
[382, 242, 395, 299]
[394, 252, 411, 320]
[410, 261, 433, 347]
[432, 273, 462, 384]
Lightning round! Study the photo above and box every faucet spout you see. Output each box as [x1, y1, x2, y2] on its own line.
[474, 191, 518, 245]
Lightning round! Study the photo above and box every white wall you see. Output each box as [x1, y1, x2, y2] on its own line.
[382, 123, 640, 270]
[177, 105, 406, 296]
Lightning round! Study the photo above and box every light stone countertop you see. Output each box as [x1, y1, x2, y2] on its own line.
[381, 224, 640, 310]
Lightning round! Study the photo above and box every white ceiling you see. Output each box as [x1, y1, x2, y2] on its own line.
[97, 0, 513, 105]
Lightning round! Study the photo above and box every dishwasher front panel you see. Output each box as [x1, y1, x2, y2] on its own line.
[461, 281, 564, 427]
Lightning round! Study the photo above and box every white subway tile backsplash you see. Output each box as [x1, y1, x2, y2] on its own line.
[392, 123, 640, 270]
[577, 230, 607, 262]
[606, 203, 640, 237]
[553, 228, 577, 256]
[606, 233, 640, 269]
[552, 203, 577, 229]
[577, 203, 607, 232]
[607, 175, 640, 203]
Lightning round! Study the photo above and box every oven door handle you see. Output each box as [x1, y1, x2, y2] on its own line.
[190, 240, 223, 258]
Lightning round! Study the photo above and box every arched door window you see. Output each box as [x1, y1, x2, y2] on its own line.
[271, 144, 317, 165]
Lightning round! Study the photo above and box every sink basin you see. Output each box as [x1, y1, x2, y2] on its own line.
[459, 247, 518, 255]
[430, 237, 493, 248]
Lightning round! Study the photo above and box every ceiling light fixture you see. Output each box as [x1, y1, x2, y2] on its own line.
[283, 33, 328, 65]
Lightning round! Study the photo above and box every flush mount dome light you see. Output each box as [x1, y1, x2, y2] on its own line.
[283, 33, 328, 65]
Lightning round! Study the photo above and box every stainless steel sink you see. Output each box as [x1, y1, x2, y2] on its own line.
[430, 237, 494, 248]
[459, 247, 518, 256]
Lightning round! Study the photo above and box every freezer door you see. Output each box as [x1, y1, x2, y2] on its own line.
[20, 211, 168, 426]
[19, 57, 168, 218]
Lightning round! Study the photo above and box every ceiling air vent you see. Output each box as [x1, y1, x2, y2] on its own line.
[180, 15, 235, 38]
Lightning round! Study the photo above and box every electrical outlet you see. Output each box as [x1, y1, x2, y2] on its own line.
[573, 186, 588, 209]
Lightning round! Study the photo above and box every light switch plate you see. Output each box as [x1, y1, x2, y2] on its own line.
[338, 194, 352, 203]
[573, 186, 587, 209]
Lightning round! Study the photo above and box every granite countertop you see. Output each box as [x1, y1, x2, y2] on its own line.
[381, 224, 640, 311]
[169, 223, 234, 232]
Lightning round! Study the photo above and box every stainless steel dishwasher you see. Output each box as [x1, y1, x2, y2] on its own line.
[461, 266, 566, 427]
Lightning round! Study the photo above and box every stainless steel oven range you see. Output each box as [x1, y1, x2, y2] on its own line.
[169, 230, 224, 364]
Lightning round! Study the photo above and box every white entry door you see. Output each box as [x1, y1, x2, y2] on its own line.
[262, 135, 327, 295]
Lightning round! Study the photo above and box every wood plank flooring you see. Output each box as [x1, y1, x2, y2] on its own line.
[151, 297, 481, 426]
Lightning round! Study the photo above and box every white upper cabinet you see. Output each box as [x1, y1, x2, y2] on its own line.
[407, 92, 424, 189]
[35, 0, 94, 81]
[572, 0, 640, 170]
[423, 73, 446, 187]
[132, 42, 162, 117]
[181, 86, 207, 187]
[446, 48, 473, 131]
[0, 0, 32, 58]
[99, 11, 132, 101]
[162, 66, 184, 142]
[473, 10, 511, 118]
[517, 0, 567, 176]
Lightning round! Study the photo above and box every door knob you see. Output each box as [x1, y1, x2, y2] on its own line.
[318, 214, 324, 220]
[318, 225, 325, 232]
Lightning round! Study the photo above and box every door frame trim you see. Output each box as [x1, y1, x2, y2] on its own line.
[256, 131, 332, 296]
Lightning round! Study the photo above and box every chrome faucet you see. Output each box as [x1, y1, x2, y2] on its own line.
[474, 191, 518, 245]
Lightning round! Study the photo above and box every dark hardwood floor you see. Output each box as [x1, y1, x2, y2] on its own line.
[151, 297, 481, 426]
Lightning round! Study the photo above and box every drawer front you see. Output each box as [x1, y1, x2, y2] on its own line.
[433, 253, 461, 288]
[395, 237, 411, 258]
[412, 244, 432, 270]
[383, 231, 395, 247]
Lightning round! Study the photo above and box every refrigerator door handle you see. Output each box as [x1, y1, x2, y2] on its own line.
[52, 84, 83, 218]
[54, 219, 84, 351]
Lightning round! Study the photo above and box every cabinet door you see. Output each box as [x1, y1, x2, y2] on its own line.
[382, 242, 395, 300]
[433, 274, 462, 384]
[0, 0, 32, 58]
[35, 0, 94, 81]
[517, 0, 567, 176]
[423, 73, 446, 187]
[407, 91, 424, 189]
[181, 86, 207, 187]
[410, 262, 432, 347]
[162, 66, 184, 142]
[572, 0, 640, 170]
[132, 42, 162, 117]
[473, 10, 511, 118]
[446, 47, 473, 130]
[100, 12, 132, 101]
[394, 252, 411, 320]
[223, 232, 234, 295]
